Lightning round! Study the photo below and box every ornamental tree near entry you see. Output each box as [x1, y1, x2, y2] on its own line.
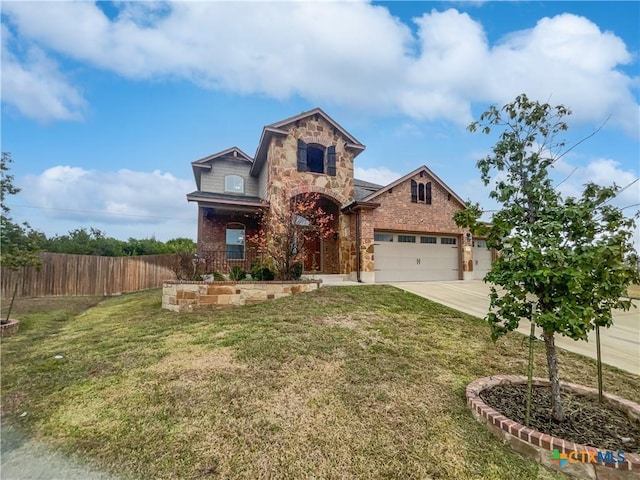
[455, 94, 639, 422]
[249, 188, 334, 280]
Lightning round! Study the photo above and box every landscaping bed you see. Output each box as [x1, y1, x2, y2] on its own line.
[480, 383, 640, 453]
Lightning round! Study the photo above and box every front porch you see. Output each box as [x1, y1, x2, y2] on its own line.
[196, 195, 348, 277]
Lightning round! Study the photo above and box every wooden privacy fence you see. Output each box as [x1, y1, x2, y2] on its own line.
[1, 253, 178, 298]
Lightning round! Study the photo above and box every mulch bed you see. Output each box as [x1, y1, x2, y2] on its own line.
[480, 384, 640, 453]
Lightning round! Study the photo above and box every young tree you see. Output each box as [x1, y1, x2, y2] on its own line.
[456, 95, 639, 422]
[249, 189, 334, 280]
[1, 152, 42, 322]
[0, 152, 42, 270]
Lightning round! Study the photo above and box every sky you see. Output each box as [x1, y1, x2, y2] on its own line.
[1, 0, 639, 245]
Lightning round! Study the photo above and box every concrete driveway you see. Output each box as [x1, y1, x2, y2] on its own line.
[390, 281, 640, 376]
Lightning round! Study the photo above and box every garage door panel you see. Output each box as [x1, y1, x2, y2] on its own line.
[374, 232, 459, 282]
[473, 245, 492, 280]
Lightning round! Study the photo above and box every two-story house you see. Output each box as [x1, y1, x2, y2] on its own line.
[187, 108, 492, 282]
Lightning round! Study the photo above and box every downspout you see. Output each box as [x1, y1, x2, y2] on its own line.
[355, 209, 362, 282]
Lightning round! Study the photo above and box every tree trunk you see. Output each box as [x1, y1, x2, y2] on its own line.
[596, 323, 603, 404]
[542, 329, 566, 422]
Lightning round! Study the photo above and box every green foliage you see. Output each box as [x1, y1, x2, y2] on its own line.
[0, 152, 42, 271]
[290, 262, 303, 280]
[212, 271, 225, 282]
[229, 266, 247, 281]
[458, 94, 639, 421]
[164, 238, 197, 254]
[36, 228, 196, 257]
[251, 263, 275, 281]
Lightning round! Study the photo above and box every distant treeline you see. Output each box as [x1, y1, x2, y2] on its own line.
[30, 227, 195, 257]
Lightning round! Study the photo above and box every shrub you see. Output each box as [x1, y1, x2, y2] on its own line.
[229, 266, 246, 281]
[290, 262, 303, 280]
[212, 271, 225, 281]
[251, 263, 275, 281]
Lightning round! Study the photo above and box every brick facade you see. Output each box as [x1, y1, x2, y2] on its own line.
[188, 108, 481, 280]
[371, 172, 465, 234]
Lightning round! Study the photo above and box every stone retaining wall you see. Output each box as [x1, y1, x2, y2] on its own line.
[466, 375, 640, 479]
[162, 280, 321, 312]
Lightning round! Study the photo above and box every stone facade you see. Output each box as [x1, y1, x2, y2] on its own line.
[187, 107, 484, 281]
[162, 280, 321, 312]
[263, 115, 357, 275]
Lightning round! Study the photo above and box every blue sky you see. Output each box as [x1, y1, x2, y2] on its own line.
[2, 1, 639, 244]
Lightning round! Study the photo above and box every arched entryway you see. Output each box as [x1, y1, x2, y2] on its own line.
[293, 195, 340, 274]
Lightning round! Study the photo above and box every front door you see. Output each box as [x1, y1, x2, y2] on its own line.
[304, 236, 321, 272]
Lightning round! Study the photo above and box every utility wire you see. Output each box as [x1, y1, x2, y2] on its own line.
[7, 203, 193, 221]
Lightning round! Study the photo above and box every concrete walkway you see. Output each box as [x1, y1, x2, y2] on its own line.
[391, 281, 640, 376]
[1, 424, 115, 480]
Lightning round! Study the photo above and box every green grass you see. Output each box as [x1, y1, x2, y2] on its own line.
[2, 286, 638, 479]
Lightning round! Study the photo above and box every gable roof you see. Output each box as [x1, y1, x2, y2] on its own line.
[191, 146, 253, 190]
[250, 107, 365, 177]
[361, 165, 465, 207]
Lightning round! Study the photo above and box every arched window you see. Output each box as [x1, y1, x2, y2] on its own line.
[410, 180, 432, 205]
[225, 175, 244, 194]
[226, 223, 245, 260]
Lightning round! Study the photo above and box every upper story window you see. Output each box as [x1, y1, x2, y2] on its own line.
[225, 175, 244, 194]
[297, 140, 336, 176]
[411, 179, 432, 204]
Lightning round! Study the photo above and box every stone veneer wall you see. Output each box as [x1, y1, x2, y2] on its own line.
[163, 280, 321, 312]
[265, 116, 356, 275]
[467, 375, 640, 480]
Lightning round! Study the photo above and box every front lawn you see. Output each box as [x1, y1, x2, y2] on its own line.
[2, 286, 638, 479]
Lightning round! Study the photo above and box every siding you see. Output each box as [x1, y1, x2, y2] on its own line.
[199, 159, 259, 196]
[258, 160, 269, 199]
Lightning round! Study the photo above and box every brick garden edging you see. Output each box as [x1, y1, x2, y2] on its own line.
[466, 375, 640, 479]
[162, 280, 322, 312]
[0, 319, 19, 337]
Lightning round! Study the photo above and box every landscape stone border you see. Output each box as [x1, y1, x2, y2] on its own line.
[466, 375, 640, 480]
[0, 318, 19, 337]
[162, 280, 322, 312]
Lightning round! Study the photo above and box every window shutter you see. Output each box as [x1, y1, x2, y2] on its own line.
[426, 182, 432, 204]
[297, 139, 308, 172]
[327, 145, 336, 176]
[410, 179, 418, 203]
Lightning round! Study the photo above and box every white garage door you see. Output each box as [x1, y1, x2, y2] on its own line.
[374, 232, 459, 282]
[473, 240, 492, 280]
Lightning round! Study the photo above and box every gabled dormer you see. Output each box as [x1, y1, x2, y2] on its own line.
[190, 147, 258, 197]
[250, 108, 365, 177]
[250, 108, 366, 205]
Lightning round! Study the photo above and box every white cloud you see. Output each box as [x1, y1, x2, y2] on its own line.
[22, 166, 195, 227]
[1, 3, 638, 135]
[1, 25, 86, 122]
[354, 166, 402, 186]
[554, 157, 639, 209]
